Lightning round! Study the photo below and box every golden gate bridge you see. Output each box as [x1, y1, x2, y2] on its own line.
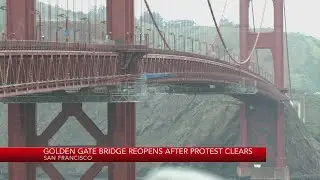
[0, 0, 299, 179]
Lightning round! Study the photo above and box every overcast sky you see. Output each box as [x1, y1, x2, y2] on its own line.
[43, 0, 320, 38]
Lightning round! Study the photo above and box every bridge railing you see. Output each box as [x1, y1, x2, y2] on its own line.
[0, 40, 147, 52]
[0, 40, 274, 84]
[222, 52, 274, 84]
[146, 44, 274, 84]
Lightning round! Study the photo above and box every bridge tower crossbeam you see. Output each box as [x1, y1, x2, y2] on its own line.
[6, 0, 137, 180]
[237, 0, 289, 179]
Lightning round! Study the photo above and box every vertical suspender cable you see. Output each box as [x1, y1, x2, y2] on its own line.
[143, 0, 171, 50]
[94, 0, 97, 43]
[212, 0, 228, 45]
[56, 0, 59, 42]
[206, 0, 267, 64]
[73, 0, 75, 42]
[48, 0, 52, 41]
[284, 0, 291, 95]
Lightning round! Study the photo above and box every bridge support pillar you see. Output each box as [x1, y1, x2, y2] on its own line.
[8, 103, 37, 180]
[237, 100, 289, 180]
[108, 102, 136, 180]
[6, 0, 35, 40]
[107, 0, 137, 178]
[239, 0, 287, 91]
[6, 101, 136, 179]
[107, 0, 134, 44]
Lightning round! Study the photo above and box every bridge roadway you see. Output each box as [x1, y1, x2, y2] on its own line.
[0, 41, 284, 101]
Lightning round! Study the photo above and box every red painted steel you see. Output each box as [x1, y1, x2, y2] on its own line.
[6, 0, 37, 179]
[108, 102, 136, 180]
[238, 0, 288, 178]
[237, 101, 280, 175]
[8, 104, 37, 180]
[0, 40, 146, 51]
[0, 47, 282, 100]
[107, 0, 134, 44]
[0, 40, 272, 81]
[239, 0, 250, 68]
[242, 0, 285, 90]
[107, 0, 136, 180]
[6, 0, 35, 40]
[1, 52, 119, 85]
[36, 103, 111, 179]
[248, 103, 276, 166]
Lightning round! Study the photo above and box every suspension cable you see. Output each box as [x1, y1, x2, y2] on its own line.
[143, 0, 171, 50]
[213, 0, 228, 45]
[250, 0, 260, 71]
[206, 0, 267, 64]
[139, 0, 143, 44]
[284, 0, 291, 95]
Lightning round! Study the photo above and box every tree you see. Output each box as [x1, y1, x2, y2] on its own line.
[220, 19, 234, 27]
[139, 11, 164, 27]
[166, 20, 196, 28]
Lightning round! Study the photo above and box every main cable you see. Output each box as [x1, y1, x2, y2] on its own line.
[212, 0, 228, 45]
[143, 0, 171, 50]
[206, 0, 267, 64]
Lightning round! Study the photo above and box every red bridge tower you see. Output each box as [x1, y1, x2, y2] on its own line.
[6, 0, 136, 179]
[238, 0, 289, 179]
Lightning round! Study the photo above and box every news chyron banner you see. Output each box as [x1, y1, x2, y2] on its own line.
[0, 147, 265, 162]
